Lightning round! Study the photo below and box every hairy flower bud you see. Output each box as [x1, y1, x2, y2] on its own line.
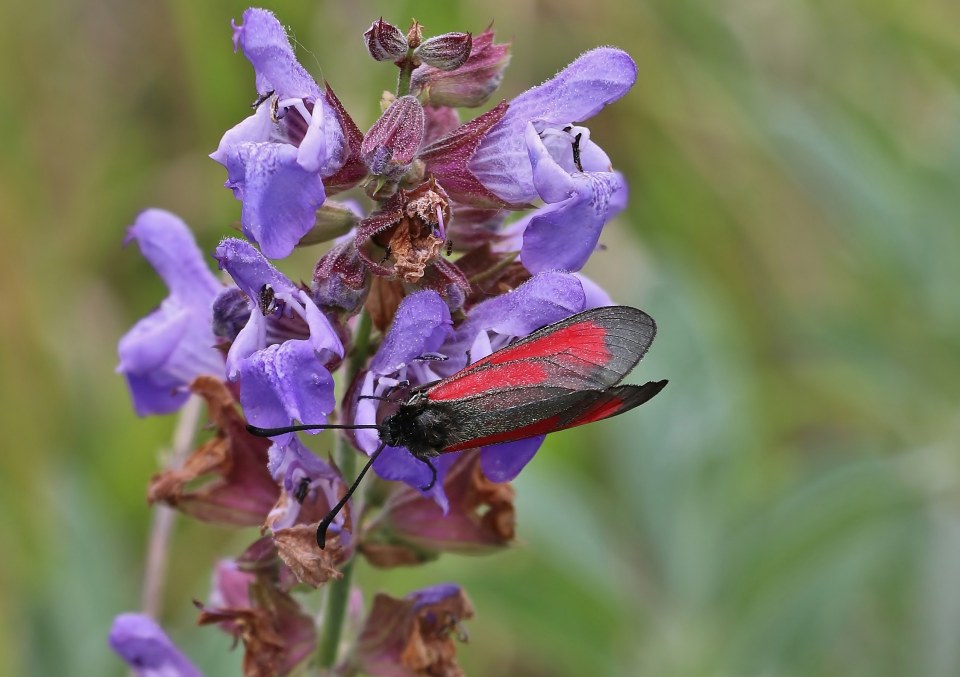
[414, 32, 472, 71]
[363, 19, 408, 61]
[412, 27, 511, 107]
[312, 238, 371, 316]
[360, 95, 425, 179]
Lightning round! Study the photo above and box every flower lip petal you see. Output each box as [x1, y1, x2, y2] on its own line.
[520, 171, 625, 274]
[217, 142, 327, 260]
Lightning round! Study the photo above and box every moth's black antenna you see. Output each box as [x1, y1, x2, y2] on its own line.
[246, 423, 380, 437]
[316, 441, 387, 549]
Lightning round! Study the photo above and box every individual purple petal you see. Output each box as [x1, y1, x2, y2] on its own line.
[469, 48, 637, 204]
[117, 210, 223, 416]
[369, 291, 452, 375]
[238, 341, 335, 445]
[108, 613, 202, 677]
[217, 142, 326, 259]
[480, 436, 545, 483]
[296, 97, 346, 175]
[372, 447, 461, 514]
[233, 8, 321, 101]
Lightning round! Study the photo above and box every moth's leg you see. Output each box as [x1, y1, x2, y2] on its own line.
[417, 456, 438, 492]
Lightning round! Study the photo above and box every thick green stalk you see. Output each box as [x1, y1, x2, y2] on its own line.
[396, 55, 415, 97]
[316, 310, 372, 670]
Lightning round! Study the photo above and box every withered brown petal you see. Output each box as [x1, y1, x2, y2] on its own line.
[147, 377, 278, 526]
[273, 523, 346, 588]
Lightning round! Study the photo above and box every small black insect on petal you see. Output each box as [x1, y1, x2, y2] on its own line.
[294, 476, 311, 504]
[258, 284, 278, 315]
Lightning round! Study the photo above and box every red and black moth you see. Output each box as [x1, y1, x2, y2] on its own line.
[248, 305, 667, 548]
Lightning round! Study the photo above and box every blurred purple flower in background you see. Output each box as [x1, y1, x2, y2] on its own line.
[117, 209, 223, 416]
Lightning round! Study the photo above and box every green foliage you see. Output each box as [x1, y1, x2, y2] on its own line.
[1, 0, 957, 675]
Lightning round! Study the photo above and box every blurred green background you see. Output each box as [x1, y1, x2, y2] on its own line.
[2, 0, 959, 675]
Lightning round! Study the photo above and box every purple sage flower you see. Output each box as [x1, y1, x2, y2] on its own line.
[424, 48, 636, 273]
[211, 8, 354, 259]
[109, 613, 202, 677]
[215, 238, 343, 443]
[117, 209, 223, 416]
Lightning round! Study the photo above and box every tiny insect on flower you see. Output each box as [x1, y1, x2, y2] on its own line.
[248, 305, 667, 548]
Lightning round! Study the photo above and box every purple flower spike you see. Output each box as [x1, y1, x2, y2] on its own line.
[109, 613, 202, 677]
[469, 47, 637, 205]
[213, 9, 350, 259]
[117, 209, 223, 416]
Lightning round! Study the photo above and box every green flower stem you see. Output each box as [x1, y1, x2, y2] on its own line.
[396, 53, 415, 97]
[317, 309, 372, 670]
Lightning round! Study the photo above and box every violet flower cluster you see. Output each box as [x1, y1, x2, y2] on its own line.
[113, 9, 637, 676]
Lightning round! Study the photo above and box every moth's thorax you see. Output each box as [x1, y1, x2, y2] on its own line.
[380, 396, 451, 458]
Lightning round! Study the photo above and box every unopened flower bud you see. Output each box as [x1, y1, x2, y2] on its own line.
[363, 19, 408, 61]
[406, 20, 424, 49]
[360, 95, 425, 179]
[412, 27, 511, 107]
[312, 238, 371, 316]
[414, 32, 472, 71]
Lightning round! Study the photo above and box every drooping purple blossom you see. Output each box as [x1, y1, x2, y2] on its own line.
[211, 8, 353, 259]
[215, 238, 343, 443]
[117, 209, 224, 416]
[109, 613, 203, 677]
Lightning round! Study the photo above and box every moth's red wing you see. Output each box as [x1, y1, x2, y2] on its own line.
[439, 381, 668, 451]
[427, 306, 656, 405]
